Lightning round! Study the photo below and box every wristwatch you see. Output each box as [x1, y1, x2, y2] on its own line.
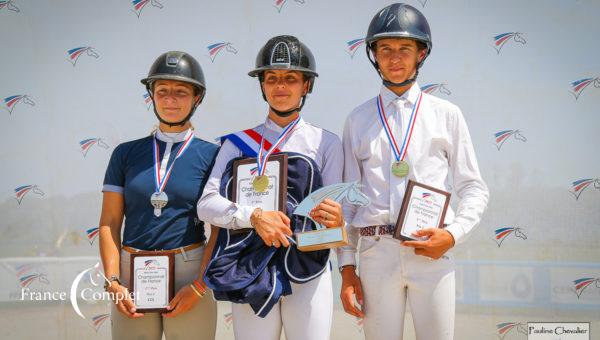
[103, 275, 121, 291]
[338, 265, 356, 273]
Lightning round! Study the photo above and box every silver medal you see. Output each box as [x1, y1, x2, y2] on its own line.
[150, 191, 168, 217]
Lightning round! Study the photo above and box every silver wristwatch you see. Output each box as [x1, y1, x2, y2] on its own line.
[103, 275, 121, 291]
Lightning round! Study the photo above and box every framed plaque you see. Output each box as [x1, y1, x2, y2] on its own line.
[232, 154, 287, 213]
[393, 180, 451, 241]
[129, 251, 174, 313]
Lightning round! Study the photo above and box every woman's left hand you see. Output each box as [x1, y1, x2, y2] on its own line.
[309, 198, 345, 228]
[162, 285, 201, 318]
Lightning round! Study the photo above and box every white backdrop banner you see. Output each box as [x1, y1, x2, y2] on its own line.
[1, 0, 599, 339]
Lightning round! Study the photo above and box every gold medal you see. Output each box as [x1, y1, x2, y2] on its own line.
[252, 175, 269, 192]
[391, 160, 409, 177]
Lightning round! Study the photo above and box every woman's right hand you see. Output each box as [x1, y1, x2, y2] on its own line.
[107, 282, 144, 319]
[251, 208, 293, 248]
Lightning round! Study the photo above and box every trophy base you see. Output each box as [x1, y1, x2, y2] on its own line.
[296, 226, 348, 252]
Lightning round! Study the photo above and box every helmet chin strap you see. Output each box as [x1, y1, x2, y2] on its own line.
[146, 86, 202, 127]
[259, 80, 309, 117]
[268, 95, 307, 117]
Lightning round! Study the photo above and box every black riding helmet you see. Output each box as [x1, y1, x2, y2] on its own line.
[248, 35, 318, 117]
[141, 51, 206, 127]
[365, 3, 432, 87]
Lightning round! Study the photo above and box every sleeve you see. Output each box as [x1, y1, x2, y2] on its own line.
[444, 107, 489, 245]
[335, 116, 361, 268]
[320, 133, 343, 186]
[102, 144, 125, 194]
[196, 139, 256, 229]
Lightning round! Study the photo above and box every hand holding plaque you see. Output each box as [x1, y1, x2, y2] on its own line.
[129, 252, 174, 313]
[394, 180, 451, 241]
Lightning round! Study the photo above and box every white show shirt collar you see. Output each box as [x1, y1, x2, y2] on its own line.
[263, 116, 306, 134]
[155, 128, 193, 143]
[379, 83, 421, 111]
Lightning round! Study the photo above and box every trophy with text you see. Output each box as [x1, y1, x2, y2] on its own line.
[293, 182, 370, 252]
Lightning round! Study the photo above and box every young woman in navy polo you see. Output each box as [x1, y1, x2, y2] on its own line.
[98, 51, 218, 340]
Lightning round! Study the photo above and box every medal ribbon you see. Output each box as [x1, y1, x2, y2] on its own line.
[376, 92, 423, 162]
[256, 116, 301, 176]
[153, 129, 195, 192]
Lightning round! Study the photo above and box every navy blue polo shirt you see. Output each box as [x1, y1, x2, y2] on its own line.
[103, 135, 218, 250]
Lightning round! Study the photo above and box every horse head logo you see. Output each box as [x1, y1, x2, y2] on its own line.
[70, 262, 112, 319]
[494, 129, 526, 150]
[15, 264, 49, 288]
[274, 0, 305, 13]
[493, 32, 526, 54]
[416, 0, 428, 8]
[67, 47, 99, 67]
[131, 0, 163, 18]
[224, 312, 233, 329]
[0, 0, 20, 13]
[570, 178, 599, 200]
[496, 322, 527, 339]
[570, 76, 600, 100]
[207, 42, 237, 62]
[143, 93, 153, 110]
[421, 83, 451, 96]
[293, 182, 370, 229]
[494, 227, 527, 247]
[90, 314, 110, 332]
[346, 38, 365, 58]
[574, 277, 600, 299]
[80, 138, 109, 157]
[3, 95, 35, 115]
[14, 184, 44, 204]
[19, 272, 49, 288]
[86, 227, 100, 245]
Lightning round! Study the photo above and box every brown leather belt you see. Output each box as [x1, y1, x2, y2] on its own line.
[359, 225, 395, 237]
[122, 241, 205, 254]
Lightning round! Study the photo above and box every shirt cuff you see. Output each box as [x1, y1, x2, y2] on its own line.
[336, 249, 357, 268]
[233, 205, 256, 229]
[102, 184, 123, 194]
[444, 222, 465, 245]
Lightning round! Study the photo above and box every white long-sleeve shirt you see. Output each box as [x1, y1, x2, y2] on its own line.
[336, 83, 489, 267]
[197, 117, 343, 229]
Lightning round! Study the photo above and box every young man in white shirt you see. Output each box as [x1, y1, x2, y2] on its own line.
[337, 3, 489, 340]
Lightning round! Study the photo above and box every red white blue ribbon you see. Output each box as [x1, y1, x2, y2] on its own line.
[376, 92, 423, 162]
[153, 130, 195, 192]
[256, 116, 301, 176]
